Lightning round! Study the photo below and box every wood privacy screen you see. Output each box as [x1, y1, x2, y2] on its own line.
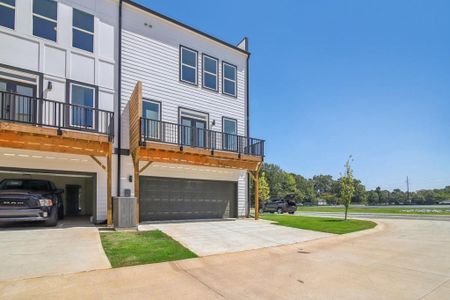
[129, 81, 142, 156]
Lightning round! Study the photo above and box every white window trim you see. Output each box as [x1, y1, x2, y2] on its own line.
[202, 55, 218, 91]
[142, 99, 161, 120]
[0, 1, 15, 30]
[142, 99, 161, 140]
[72, 8, 95, 52]
[222, 62, 237, 97]
[69, 83, 96, 129]
[32, 0, 58, 42]
[223, 117, 237, 135]
[180, 46, 198, 85]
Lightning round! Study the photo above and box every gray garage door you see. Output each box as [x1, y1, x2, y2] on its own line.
[139, 176, 237, 222]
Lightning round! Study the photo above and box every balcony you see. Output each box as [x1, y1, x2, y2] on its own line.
[0, 90, 114, 157]
[0, 91, 114, 138]
[128, 81, 263, 176]
[141, 118, 264, 157]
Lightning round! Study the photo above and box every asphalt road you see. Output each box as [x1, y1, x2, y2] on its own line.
[295, 211, 450, 221]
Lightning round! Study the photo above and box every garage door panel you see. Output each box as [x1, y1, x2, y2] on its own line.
[139, 176, 237, 222]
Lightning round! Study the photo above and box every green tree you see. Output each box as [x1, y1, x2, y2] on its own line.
[339, 157, 355, 220]
[261, 163, 285, 197]
[259, 172, 270, 202]
[281, 173, 298, 197]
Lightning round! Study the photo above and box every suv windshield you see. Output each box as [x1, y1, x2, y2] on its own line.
[0, 179, 51, 191]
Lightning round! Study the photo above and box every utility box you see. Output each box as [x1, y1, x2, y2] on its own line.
[113, 197, 137, 228]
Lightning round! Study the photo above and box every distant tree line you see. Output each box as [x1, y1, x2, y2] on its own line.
[255, 163, 450, 205]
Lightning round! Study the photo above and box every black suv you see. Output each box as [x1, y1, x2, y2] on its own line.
[261, 198, 297, 214]
[0, 179, 64, 226]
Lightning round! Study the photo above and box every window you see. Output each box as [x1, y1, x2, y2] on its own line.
[142, 100, 160, 140]
[0, 0, 15, 29]
[70, 83, 95, 128]
[202, 54, 218, 91]
[223, 117, 237, 151]
[72, 8, 94, 52]
[33, 0, 57, 41]
[222, 62, 237, 97]
[180, 46, 197, 85]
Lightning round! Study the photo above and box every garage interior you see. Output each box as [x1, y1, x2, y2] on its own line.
[139, 176, 238, 222]
[0, 168, 96, 221]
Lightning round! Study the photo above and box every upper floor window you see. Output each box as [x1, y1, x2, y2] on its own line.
[72, 8, 94, 52]
[222, 62, 237, 97]
[0, 0, 15, 30]
[70, 83, 95, 128]
[142, 99, 161, 140]
[202, 54, 218, 91]
[180, 46, 197, 85]
[33, 0, 57, 42]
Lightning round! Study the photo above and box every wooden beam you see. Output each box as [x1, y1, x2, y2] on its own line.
[139, 148, 260, 171]
[0, 122, 109, 143]
[254, 171, 260, 220]
[144, 142, 263, 163]
[139, 161, 153, 174]
[132, 151, 141, 224]
[89, 155, 106, 171]
[106, 145, 113, 226]
[0, 130, 110, 157]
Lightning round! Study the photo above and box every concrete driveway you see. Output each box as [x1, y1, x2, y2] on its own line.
[139, 219, 334, 256]
[0, 218, 110, 281]
[2, 218, 450, 299]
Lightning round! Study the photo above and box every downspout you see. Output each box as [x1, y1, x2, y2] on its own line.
[245, 38, 251, 218]
[117, 0, 123, 196]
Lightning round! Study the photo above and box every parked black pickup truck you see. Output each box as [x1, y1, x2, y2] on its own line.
[0, 179, 64, 226]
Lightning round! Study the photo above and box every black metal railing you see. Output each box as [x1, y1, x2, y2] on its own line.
[141, 118, 264, 157]
[0, 91, 114, 138]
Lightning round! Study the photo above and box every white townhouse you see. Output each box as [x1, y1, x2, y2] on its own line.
[0, 0, 118, 223]
[0, 0, 264, 225]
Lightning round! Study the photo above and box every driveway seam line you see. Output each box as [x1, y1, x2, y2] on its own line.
[417, 277, 450, 300]
[176, 263, 227, 299]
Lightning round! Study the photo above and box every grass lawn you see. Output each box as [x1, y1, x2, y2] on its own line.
[262, 214, 376, 234]
[100, 230, 197, 268]
[298, 205, 450, 215]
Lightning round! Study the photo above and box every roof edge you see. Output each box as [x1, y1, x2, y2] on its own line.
[123, 0, 250, 56]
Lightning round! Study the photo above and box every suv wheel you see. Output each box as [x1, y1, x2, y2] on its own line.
[277, 208, 283, 214]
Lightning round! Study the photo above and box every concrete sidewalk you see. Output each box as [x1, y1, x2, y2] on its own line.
[2, 219, 450, 299]
[0, 220, 110, 281]
[139, 219, 334, 256]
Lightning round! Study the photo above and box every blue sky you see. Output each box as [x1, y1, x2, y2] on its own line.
[137, 0, 450, 191]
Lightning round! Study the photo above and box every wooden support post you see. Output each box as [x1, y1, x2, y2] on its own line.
[254, 171, 260, 220]
[132, 151, 141, 224]
[106, 145, 113, 226]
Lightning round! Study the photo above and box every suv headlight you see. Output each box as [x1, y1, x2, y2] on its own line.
[39, 199, 53, 207]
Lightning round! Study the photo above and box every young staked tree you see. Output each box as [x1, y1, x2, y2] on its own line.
[340, 156, 355, 220]
[259, 172, 271, 203]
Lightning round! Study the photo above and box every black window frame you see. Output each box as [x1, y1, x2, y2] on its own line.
[201, 54, 219, 92]
[68, 81, 97, 130]
[0, 0, 15, 30]
[222, 61, 237, 98]
[72, 8, 95, 53]
[32, 0, 58, 42]
[179, 45, 198, 86]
